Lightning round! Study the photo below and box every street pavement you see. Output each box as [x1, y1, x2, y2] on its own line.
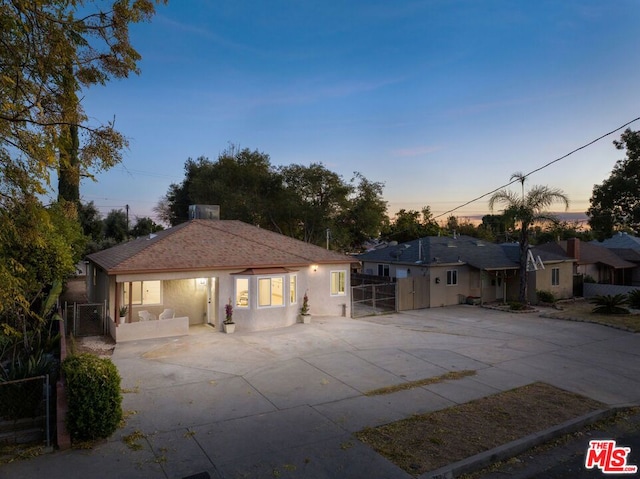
[2, 305, 640, 479]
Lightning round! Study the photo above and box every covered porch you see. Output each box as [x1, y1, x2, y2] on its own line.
[112, 275, 219, 342]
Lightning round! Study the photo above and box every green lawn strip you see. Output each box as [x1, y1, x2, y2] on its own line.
[356, 382, 605, 476]
[364, 370, 477, 397]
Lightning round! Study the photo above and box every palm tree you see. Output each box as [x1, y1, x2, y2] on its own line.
[489, 174, 569, 303]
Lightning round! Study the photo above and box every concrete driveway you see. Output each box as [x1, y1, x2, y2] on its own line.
[5, 306, 640, 479]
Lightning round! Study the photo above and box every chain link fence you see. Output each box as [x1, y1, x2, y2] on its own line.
[65, 301, 107, 337]
[0, 375, 52, 447]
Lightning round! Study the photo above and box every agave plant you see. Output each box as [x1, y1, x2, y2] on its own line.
[627, 290, 640, 310]
[590, 294, 630, 315]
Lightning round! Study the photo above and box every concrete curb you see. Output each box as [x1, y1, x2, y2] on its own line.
[419, 408, 619, 479]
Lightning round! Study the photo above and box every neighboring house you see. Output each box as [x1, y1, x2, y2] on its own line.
[501, 242, 575, 302]
[592, 232, 640, 285]
[86, 219, 354, 341]
[537, 238, 636, 285]
[357, 235, 573, 309]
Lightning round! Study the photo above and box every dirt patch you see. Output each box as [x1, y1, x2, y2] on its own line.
[69, 335, 115, 358]
[356, 382, 605, 476]
[545, 299, 640, 332]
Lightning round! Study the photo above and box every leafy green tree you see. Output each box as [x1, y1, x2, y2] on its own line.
[534, 220, 593, 244]
[336, 172, 388, 251]
[156, 148, 287, 229]
[280, 163, 352, 245]
[130, 217, 164, 237]
[158, 151, 387, 251]
[480, 212, 516, 242]
[588, 129, 640, 240]
[0, 198, 84, 349]
[0, 1, 164, 364]
[382, 207, 440, 243]
[489, 173, 569, 303]
[78, 201, 104, 242]
[1, 0, 165, 201]
[103, 209, 129, 243]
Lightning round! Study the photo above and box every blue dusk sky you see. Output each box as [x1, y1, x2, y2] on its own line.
[70, 0, 640, 225]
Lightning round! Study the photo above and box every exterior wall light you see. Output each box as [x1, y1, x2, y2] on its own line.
[312, 264, 318, 272]
[435, 277, 440, 284]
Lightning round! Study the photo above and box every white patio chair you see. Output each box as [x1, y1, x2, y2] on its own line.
[138, 310, 156, 321]
[158, 308, 175, 320]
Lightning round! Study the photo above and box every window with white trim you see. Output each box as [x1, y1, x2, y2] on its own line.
[552, 268, 560, 286]
[289, 275, 297, 304]
[446, 270, 458, 286]
[378, 264, 390, 277]
[122, 281, 161, 305]
[330, 270, 346, 296]
[235, 278, 249, 308]
[258, 276, 284, 307]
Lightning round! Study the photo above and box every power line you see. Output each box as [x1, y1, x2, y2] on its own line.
[433, 116, 640, 220]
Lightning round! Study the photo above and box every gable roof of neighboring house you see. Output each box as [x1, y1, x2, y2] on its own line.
[536, 240, 635, 269]
[608, 248, 640, 263]
[88, 220, 353, 275]
[500, 243, 573, 265]
[594, 232, 640, 250]
[358, 235, 520, 271]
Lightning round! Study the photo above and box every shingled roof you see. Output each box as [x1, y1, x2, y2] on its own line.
[536, 240, 635, 269]
[87, 220, 353, 275]
[358, 235, 520, 270]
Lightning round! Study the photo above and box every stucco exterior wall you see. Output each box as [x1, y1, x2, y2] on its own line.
[91, 260, 352, 337]
[429, 264, 471, 307]
[110, 316, 190, 342]
[530, 262, 574, 301]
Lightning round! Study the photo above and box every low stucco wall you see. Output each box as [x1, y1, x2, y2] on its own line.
[109, 316, 190, 342]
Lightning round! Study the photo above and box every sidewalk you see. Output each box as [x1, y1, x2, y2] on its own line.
[2, 306, 640, 478]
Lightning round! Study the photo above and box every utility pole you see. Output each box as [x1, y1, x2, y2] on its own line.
[125, 204, 129, 239]
[326, 228, 330, 250]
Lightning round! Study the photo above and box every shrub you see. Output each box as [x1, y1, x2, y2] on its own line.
[62, 353, 122, 440]
[536, 290, 555, 304]
[508, 301, 527, 311]
[583, 275, 597, 284]
[0, 350, 59, 420]
[590, 294, 630, 315]
[628, 290, 640, 309]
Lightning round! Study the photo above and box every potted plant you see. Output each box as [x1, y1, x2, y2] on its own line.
[299, 291, 311, 323]
[223, 299, 235, 333]
[119, 305, 128, 324]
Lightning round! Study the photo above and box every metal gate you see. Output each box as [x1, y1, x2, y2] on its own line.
[65, 302, 108, 337]
[351, 282, 396, 318]
[397, 276, 430, 311]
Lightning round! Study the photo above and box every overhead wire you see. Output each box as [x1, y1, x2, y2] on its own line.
[432, 116, 640, 220]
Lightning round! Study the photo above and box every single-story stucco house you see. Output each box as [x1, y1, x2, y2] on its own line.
[536, 238, 636, 286]
[86, 218, 354, 342]
[357, 235, 574, 308]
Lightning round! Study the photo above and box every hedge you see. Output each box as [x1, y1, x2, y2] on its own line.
[61, 353, 122, 440]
